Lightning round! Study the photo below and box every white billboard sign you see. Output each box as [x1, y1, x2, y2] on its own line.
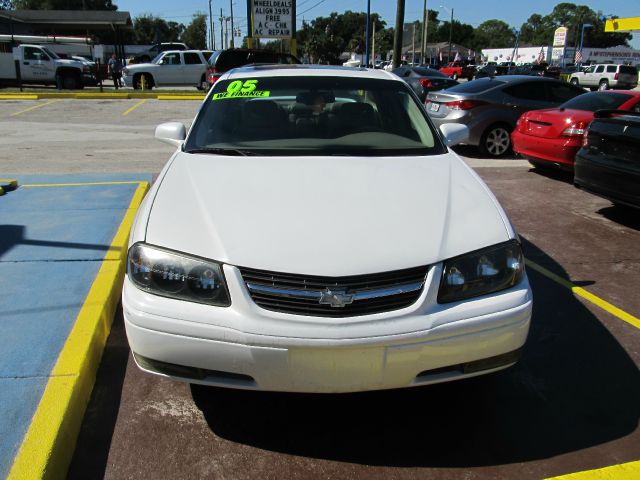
[253, 0, 293, 38]
[553, 27, 568, 47]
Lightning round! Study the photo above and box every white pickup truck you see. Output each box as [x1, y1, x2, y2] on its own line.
[0, 43, 89, 89]
[122, 50, 212, 90]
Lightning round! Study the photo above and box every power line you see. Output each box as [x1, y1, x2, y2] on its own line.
[297, 0, 328, 17]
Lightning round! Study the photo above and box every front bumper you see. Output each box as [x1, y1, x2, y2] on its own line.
[123, 264, 533, 393]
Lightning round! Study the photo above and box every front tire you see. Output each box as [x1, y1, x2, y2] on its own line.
[570, 77, 579, 86]
[61, 73, 81, 90]
[479, 124, 512, 157]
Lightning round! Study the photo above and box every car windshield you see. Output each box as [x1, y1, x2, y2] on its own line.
[560, 92, 633, 112]
[42, 47, 59, 59]
[185, 75, 444, 156]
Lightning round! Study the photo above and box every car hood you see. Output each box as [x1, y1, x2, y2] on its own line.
[144, 152, 510, 276]
[55, 58, 84, 68]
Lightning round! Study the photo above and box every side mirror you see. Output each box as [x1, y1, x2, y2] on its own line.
[155, 122, 186, 147]
[439, 123, 469, 147]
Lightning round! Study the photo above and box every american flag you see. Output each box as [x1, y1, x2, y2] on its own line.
[536, 47, 545, 64]
[575, 50, 583, 63]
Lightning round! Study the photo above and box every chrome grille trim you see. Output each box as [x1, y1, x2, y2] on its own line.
[246, 281, 425, 301]
[239, 265, 430, 317]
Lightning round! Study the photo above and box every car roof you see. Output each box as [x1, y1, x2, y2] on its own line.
[223, 64, 400, 82]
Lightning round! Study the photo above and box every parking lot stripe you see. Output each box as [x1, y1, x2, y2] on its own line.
[22, 180, 144, 188]
[526, 259, 640, 330]
[158, 94, 205, 100]
[10, 99, 60, 117]
[545, 459, 640, 479]
[122, 99, 148, 116]
[6, 182, 149, 480]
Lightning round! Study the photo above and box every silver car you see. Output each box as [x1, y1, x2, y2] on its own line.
[426, 76, 585, 156]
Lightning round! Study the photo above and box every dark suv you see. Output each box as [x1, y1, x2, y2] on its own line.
[206, 49, 301, 90]
[574, 110, 640, 208]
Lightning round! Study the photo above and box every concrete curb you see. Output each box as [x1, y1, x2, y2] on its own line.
[0, 92, 205, 100]
[6, 182, 149, 480]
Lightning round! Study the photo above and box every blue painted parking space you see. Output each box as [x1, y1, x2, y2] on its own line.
[0, 173, 150, 479]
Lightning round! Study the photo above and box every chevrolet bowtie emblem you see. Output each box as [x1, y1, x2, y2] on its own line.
[318, 288, 354, 308]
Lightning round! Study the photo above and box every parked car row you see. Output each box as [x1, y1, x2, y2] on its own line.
[425, 76, 586, 156]
[120, 48, 302, 90]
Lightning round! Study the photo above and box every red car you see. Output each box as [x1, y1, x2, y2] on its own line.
[512, 90, 640, 169]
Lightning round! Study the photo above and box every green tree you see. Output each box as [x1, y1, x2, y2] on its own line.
[181, 13, 207, 50]
[296, 10, 392, 64]
[519, 3, 630, 48]
[473, 19, 516, 49]
[0, 0, 13, 9]
[13, 0, 116, 9]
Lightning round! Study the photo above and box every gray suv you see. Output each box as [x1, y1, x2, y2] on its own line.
[426, 76, 585, 156]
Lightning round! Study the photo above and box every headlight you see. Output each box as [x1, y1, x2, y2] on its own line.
[127, 243, 231, 307]
[83, 65, 90, 73]
[438, 240, 524, 303]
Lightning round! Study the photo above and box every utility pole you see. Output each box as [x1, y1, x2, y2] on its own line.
[372, 20, 376, 67]
[448, 7, 453, 62]
[411, 23, 415, 65]
[392, 0, 405, 69]
[224, 17, 229, 49]
[421, 0, 428, 65]
[220, 9, 224, 50]
[230, 0, 235, 48]
[209, 0, 215, 50]
[365, 0, 371, 67]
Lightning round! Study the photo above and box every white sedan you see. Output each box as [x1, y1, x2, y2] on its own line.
[121, 49, 212, 90]
[123, 65, 532, 393]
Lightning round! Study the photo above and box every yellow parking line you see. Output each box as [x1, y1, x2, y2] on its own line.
[525, 259, 640, 330]
[122, 98, 148, 116]
[546, 459, 640, 479]
[7, 182, 149, 480]
[22, 181, 144, 188]
[10, 99, 60, 117]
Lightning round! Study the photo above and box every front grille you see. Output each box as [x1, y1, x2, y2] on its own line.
[238, 265, 430, 317]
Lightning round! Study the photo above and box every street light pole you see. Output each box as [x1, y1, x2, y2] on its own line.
[365, 0, 371, 67]
[578, 23, 593, 67]
[209, 0, 215, 50]
[230, 0, 235, 48]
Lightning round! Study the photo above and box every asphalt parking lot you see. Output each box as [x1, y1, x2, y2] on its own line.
[1, 98, 639, 480]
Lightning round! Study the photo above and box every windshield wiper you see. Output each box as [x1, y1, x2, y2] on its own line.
[184, 147, 257, 156]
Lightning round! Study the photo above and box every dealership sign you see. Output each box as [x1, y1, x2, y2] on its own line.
[253, 0, 293, 38]
[553, 27, 568, 47]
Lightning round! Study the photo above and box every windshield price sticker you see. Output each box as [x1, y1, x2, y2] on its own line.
[212, 79, 270, 100]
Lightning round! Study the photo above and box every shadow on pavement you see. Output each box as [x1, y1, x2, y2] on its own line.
[191, 238, 640, 468]
[527, 165, 573, 183]
[597, 205, 640, 232]
[67, 306, 129, 480]
[0, 225, 116, 258]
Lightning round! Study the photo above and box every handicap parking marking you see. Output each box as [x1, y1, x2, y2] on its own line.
[9, 99, 60, 117]
[0, 175, 149, 480]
